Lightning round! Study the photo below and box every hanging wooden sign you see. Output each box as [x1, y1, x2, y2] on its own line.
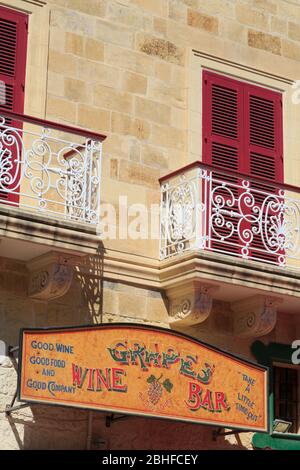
[18, 323, 269, 432]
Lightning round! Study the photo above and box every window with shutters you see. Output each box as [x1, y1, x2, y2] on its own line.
[202, 70, 283, 263]
[0, 5, 28, 204]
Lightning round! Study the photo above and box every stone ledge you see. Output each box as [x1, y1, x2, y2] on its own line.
[89, 248, 300, 307]
[0, 205, 101, 256]
[101, 249, 159, 287]
[1, 206, 300, 314]
[159, 250, 300, 299]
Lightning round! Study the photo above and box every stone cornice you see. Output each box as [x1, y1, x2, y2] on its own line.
[158, 250, 300, 298]
[2, 204, 300, 301]
[101, 250, 159, 287]
[91, 249, 300, 321]
[75, 247, 300, 300]
[0, 206, 101, 256]
[2, 206, 300, 309]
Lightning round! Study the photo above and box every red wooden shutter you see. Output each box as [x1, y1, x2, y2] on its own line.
[202, 70, 283, 263]
[244, 84, 283, 263]
[203, 70, 244, 256]
[0, 6, 28, 203]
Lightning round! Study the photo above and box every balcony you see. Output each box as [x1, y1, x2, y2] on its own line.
[0, 111, 105, 268]
[160, 161, 300, 270]
[0, 110, 105, 225]
[159, 162, 300, 333]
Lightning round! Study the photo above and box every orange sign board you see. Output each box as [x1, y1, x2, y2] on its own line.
[18, 324, 269, 432]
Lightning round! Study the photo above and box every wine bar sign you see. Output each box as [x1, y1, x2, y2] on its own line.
[18, 324, 269, 432]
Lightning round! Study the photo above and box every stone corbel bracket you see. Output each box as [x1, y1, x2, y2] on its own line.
[27, 251, 80, 301]
[232, 295, 282, 337]
[166, 281, 218, 327]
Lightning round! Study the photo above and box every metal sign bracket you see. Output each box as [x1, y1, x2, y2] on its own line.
[105, 413, 129, 428]
[8, 345, 19, 357]
[212, 428, 250, 441]
[5, 389, 31, 416]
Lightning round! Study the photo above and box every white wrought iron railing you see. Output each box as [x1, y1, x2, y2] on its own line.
[160, 162, 300, 270]
[0, 110, 105, 224]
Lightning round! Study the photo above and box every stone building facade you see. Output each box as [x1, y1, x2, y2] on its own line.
[0, 0, 300, 450]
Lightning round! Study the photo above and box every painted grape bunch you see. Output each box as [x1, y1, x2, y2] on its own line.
[147, 374, 173, 405]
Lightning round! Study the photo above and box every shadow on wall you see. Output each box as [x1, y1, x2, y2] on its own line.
[5, 404, 89, 450]
[74, 243, 106, 325]
[6, 406, 251, 450]
[90, 414, 250, 450]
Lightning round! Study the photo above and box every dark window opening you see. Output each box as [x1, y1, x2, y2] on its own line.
[274, 366, 298, 434]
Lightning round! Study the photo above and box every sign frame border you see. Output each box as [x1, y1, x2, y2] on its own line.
[17, 322, 270, 434]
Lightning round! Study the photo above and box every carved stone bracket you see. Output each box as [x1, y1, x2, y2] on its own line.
[27, 251, 79, 301]
[166, 281, 217, 327]
[232, 295, 282, 337]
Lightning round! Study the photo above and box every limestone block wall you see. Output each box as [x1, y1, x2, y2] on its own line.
[2, 0, 300, 449]
[41, 0, 300, 258]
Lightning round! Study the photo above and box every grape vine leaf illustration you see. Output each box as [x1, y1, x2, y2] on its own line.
[162, 378, 173, 393]
[147, 374, 156, 384]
